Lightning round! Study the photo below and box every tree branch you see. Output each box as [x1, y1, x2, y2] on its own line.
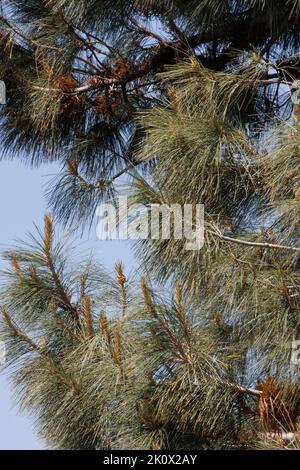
[207, 225, 300, 253]
[2, 308, 79, 394]
[0, 15, 59, 50]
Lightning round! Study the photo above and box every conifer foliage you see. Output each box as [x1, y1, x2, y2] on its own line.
[1, 0, 300, 449]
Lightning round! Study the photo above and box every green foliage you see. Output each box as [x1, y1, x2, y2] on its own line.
[1, 217, 299, 449]
[0, 219, 249, 449]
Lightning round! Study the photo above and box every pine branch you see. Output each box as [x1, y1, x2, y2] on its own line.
[99, 313, 112, 351]
[134, 183, 300, 253]
[141, 278, 190, 362]
[66, 160, 138, 190]
[50, 302, 82, 343]
[129, 19, 170, 47]
[205, 370, 262, 398]
[207, 224, 300, 253]
[2, 308, 79, 394]
[60, 15, 105, 71]
[43, 215, 80, 323]
[25, 13, 276, 98]
[0, 15, 59, 50]
[175, 283, 191, 348]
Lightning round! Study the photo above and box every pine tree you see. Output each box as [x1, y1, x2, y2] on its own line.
[1, 0, 300, 449]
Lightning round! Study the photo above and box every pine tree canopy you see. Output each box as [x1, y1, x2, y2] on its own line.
[1, 0, 300, 450]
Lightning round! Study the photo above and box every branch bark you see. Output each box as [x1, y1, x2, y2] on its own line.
[208, 226, 300, 253]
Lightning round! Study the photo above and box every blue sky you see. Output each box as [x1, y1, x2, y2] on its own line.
[0, 159, 134, 449]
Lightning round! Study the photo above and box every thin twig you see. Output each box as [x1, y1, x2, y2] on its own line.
[0, 15, 59, 50]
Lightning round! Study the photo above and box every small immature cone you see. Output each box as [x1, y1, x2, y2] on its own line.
[83, 295, 94, 338]
[190, 56, 199, 68]
[212, 313, 222, 327]
[2, 308, 13, 329]
[141, 278, 159, 321]
[115, 262, 126, 286]
[99, 313, 109, 337]
[258, 378, 297, 434]
[151, 443, 161, 450]
[50, 300, 58, 313]
[44, 214, 53, 254]
[112, 329, 122, 366]
[276, 283, 289, 297]
[30, 266, 38, 281]
[99, 313, 112, 347]
[11, 255, 23, 279]
[288, 130, 296, 141]
[294, 187, 300, 200]
[38, 338, 48, 350]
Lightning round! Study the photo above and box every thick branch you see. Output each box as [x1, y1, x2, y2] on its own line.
[208, 226, 300, 253]
[210, 372, 262, 398]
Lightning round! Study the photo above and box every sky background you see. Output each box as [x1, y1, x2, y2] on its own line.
[0, 159, 134, 450]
